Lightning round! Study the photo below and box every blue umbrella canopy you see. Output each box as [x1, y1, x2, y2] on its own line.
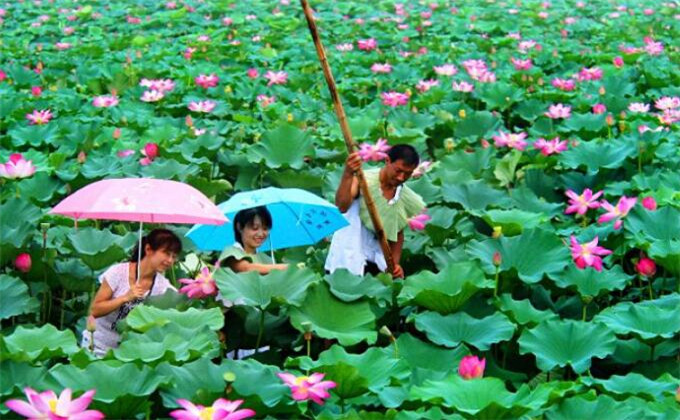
[186, 187, 349, 252]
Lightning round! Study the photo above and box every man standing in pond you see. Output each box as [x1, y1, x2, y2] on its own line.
[325, 144, 425, 278]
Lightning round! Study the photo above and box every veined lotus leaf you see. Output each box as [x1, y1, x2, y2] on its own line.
[612, 338, 679, 364]
[580, 372, 679, 401]
[398, 261, 492, 314]
[560, 112, 607, 132]
[467, 228, 571, 283]
[125, 306, 223, 332]
[395, 333, 469, 377]
[518, 319, 617, 373]
[647, 240, 680, 277]
[66, 228, 127, 270]
[438, 147, 495, 178]
[0, 275, 40, 320]
[80, 155, 124, 178]
[387, 109, 435, 142]
[247, 123, 314, 169]
[157, 358, 232, 408]
[214, 266, 319, 309]
[395, 407, 461, 420]
[410, 375, 549, 418]
[289, 283, 377, 346]
[139, 159, 200, 181]
[0, 361, 47, 404]
[593, 300, 680, 341]
[54, 258, 96, 293]
[442, 180, 511, 214]
[477, 82, 524, 111]
[548, 265, 633, 297]
[625, 206, 680, 243]
[545, 392, 645, 420]
[9, 124, 60, 147]
[298, 345, 410, 394]
[412, 311, 515, 350]
[220, 358, 291, 410]
[510, 186, 563, 217]
[497, 294, 558, 326]
[454, 110, 502, 138]
[113, 324, 220, 363]
[407, 176, 443, 203]
[17, 172, 63, 202]
[559, 138, 636, 174]
[324, 269, 392, 304]
[144, 289, 189, 309]
[0, 198, 42, 247]
[482, 209, 548, 236]
[42, 360, 170, 419]
[1, 324, 78, 363]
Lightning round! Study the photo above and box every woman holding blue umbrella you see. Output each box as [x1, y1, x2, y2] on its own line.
[219, 206, 289, 274]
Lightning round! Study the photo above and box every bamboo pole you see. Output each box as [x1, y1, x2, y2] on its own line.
[300, 0, 396, 275]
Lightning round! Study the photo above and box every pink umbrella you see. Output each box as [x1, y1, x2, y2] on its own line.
[50, 178, 228, 282]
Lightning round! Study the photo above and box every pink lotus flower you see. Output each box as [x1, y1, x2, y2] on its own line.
[451, 81, 474, 92]
[643, 38, 664, 56]
[433, 64, 457, 76]
[188, 100, 217, 113]
[179, 267, 217, 299]
[139, 78, 175, 93]
[247, 68, 259, 79]
[570, 236, 612, 271]
[5, 388, 104, 420]
[412, 160, 432, 178]
[0, 69, 6, 81]
[636, 257, 656, 277]
[0, 153, 36, 179]
[264, 70, 288, 86]
[659, 109, 680, 126]
[416, 79, 439, 93]
[170, 398, 255, 420]
[335, 43, 353, 52]
[140, 90, 165, 102]
[357, 38, 377, 51]
[577, 67, 603, 81]
[14, 253, 31, 273]
[628, 103, 650, 113]
[371, 63, 392, 74]
[358, 138, 391, 162]
[517, 40, 538, 53]
[408, 211, 431, 231]
[598, 196, 637, 230]
[468, 68, 496, 83]
[654, 97, 680, 111]
[183, 47, 196, 60]
[117, 149, 135, 158]
[564, 188, 603, 215]
[195, 73, 219, 88]
[613, 56, 624, 68]
[492, 131, 527, 151]
[551, 78, 576, 91]
[381, 91, 409, 107]
[31, 86, 43, 97]
[277, 372, 336, 405]
[197, 35, 211, 42]
[55, 42, 72, 50]
[256, 94, 276, 107]
[642, 196, 657, 210]
[592, 103, 607, 114]
[510, 57, 532, 70]
[533, 137, 568, 156]
[140, 143, 159, 166]
[222, 16, 233, 25]
[458, 355, 485, 380]
[92, 95, 119, 108]
[26, 109, 53, 125]
[545, 104, 572, 119]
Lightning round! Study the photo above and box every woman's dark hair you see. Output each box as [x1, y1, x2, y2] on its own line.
[387, 144, 420, 167]
[129, 228, 182, 261]
[233, 206, 273, 246]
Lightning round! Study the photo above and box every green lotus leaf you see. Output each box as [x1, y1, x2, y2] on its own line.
[144, 288, 189, 309]
[647, 240, 680, 277]
[437, 148, 494, 178]
[42, 360, 169, 419]
[125, 306, 223, 333]
[247, 123, 314, 169]
[17, 172, 63, 202]
[549, 265, 633, 297]
[289, 283, 377, 346]
[612, 338, 679, 364]
[518, 319, 617, 373]
[626, 206, 680, 243]
[593, 300, 680, 341]
[0, 275, 40, 320]
[412, 311, 515, 350]
[387, 109, 435, 142]
[114, 324, 220, 363]
[493, 150, 521, 188]
[54, 258, 96, 293]
[220, 358, 290, 410]
[0, 198, 42, 247]
[477, 82, 524, 111]
[80, 155, 124, 178]
[559, 138, 636, 174]
[324, 270, 392, 304]
[442, 180, 511, 213]
[140, 159, 200, 181]
[581, 372, 679, 401]
[482, 209, 548, 236]
[560, 112, 607, 132]
[410, 375, 549, 418]
[156, 358, 234, 408]
[214, 266, 319, 309]
[1, 324, 78, 363]
[9, 124, 60, 147]
[395, 407, 461, 420]
[545, 392, 645, 420]
[497, 294, 558, 326]
[398, 262, 492, 314]
[467, 229, 571, 283]
[66, 228, 127, 270]
[454, 111, 502, 138]
[510, 186, 563, 217]
[395, 333, 469, 378]
[0, 361, 47, 399]
[408, 176, 443, 204]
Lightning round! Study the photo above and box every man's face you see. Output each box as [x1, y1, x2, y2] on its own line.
[384, 158, 417, 188]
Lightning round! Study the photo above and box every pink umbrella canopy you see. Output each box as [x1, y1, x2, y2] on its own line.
[50, 178, 227, 225]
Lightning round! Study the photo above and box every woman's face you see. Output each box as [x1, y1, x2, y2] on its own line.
[144, 246, 177, 272]
[240, 215, 270, 252]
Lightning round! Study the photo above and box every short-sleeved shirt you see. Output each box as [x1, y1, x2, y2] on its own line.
[219, 243, 273, 267]
[80, 262, 175, 357]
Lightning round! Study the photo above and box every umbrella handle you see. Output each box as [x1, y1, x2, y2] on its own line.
[136, 221, 143, 284]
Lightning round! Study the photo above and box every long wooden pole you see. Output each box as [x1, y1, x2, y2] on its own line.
[300, 0, 396, 275]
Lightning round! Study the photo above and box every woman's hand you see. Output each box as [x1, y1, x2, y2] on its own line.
[125, 283, 146, 302]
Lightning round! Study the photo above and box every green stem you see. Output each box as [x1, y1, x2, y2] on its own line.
[89, 331, 95, 353]
[306, 336, 311, 359]
[582, 304, 587, 321]
[650, 343, 655, 362]
[255, 308, 265, 352]
[392, 337, 399, 359]
[59, 289, 66, 330]
[493, 267, 500, 298]
[647, 277, 654, 300]
[638, 142, 642, 174]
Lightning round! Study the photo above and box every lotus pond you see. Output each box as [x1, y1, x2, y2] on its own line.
[1, 0, 679, 418]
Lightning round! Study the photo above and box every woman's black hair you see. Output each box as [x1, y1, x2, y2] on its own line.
[233, 206, 273, 246]
[129, 228, 182, 261]
[387, 144, 420, 167]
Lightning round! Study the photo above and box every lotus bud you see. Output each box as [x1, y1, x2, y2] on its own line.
[77, 151, 87, 164]
[492, 251, 502, 266]
[86, 315, 97, 332]
[458, 109, 466, 119]
[635, 257, 656, 277]
[618, 121, 626, 133]
[445, 138, 454, 152]
[14, 253, 32, 273]
[537, 77, 544, 86]
[606, 114, 615, 126]
[113, 127, 121, 139]
[598, 86, 606, 95]
[185, 115, 193, 127]
[492, 226, 502, 239]
[31, 86, 43, 97]
[458, 355, 485, 380]
[642, 196, 657, 210]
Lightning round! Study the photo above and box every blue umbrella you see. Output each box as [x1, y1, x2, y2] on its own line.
[186, 187, 349, 252]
